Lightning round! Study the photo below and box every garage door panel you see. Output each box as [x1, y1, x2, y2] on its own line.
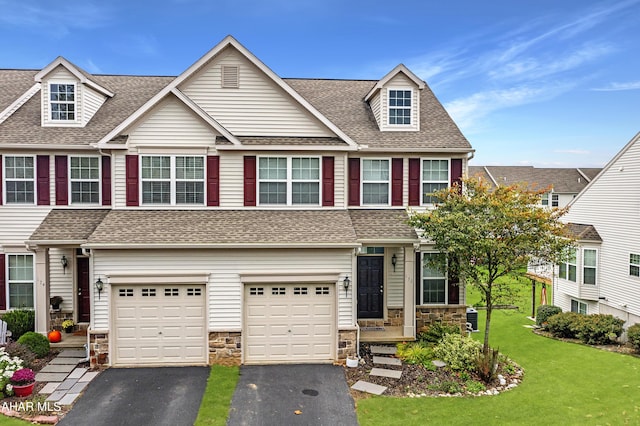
[245, 283, 335, 364]
[113, 284, 206, 366]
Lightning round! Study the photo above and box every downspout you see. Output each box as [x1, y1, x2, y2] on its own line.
[355, 322, 360, 359]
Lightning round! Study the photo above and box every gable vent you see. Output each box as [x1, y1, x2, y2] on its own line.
[221, 65, 239, 88]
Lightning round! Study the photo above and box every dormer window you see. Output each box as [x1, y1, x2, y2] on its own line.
[388, 89, 412, 125]
[50, 83, 76, 121]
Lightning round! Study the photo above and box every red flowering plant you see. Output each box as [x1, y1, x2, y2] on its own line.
[10, 368, 35, 386]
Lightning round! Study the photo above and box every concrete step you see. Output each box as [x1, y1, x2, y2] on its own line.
[370, 367, 402, 379]
[351, 380, 387, 395]
[370, 345, 397, 355]
[373, 355, 402, 366]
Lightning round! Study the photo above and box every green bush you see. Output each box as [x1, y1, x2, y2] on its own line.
[465, 380, 487, 394]
[433, 333, 483, 372]
[627, 323, 640, 352]
[1, 309, 35, 340]
[17, 332, 50, 358]
[396, 341, 435, 367]
[546, 311, 583, 338]
[3, 341, 36, 368]
[417, 322, 462, 343]
[536, 305, 562, 328]
[576, 314, 624, 345]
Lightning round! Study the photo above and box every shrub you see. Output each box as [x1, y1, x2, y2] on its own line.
[2, 309, 35, 340]
[475, 346, 500, 383]
[0, 347, 24, 397]
[428, 379, 463, 394]
[546, 311, 583, 338]
[417, 322, 462, 343]
[576, 314, 624, 345]
[536, 305, 562, 328]
[396, 341, 434, 367]
[465, 380, 487, 394]
[627, 323, 640, 352]
[3, 341, 36, 368]
[17, 332, 50, 358]
[433, 333, 483, 372]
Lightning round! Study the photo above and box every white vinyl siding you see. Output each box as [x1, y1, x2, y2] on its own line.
[92, 248, 353, 331]
[7, 254, 34, 309]
[180, 49, 333, 137]
[48, 248, 74, 312]
[0, 208, 52, 245]
[361, 159, 390, 205]
[370, 93, 382, 128]
[3, 156, 35, 204]
[387, 247, 404, 308]
[126, 96, 219, 149]
[82, 85, 108, 124]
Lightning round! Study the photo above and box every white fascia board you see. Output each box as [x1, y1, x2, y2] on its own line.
[2, 144, 98, 151]
[215, 144, 356, 152]
[35, 57, 114, 97]
[364, 64, 426, 102]
[83, 242, 360, 249]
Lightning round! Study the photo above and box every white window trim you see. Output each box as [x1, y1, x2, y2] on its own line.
[571, 299, 587, 315]
[630, 252, 640, 278]
[3, 155, 36, 205]
[582, 248, 598, 286]
[360, 158, 391, 206]
[49, 81, 78, 123]
[257, 156, 322, 206]
[140, 155, 206, 206]
[421, 158, 450, 206]
[69, 155, 101, 205]
[420, 252, 448, 305]
[386, 87, 414, 128]
[6, 253, 35, 310]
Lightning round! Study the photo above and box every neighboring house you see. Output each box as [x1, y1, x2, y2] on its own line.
[468, 166, 601, 208]
[0, 36, 474, 367]
[551, 132, 640, 327]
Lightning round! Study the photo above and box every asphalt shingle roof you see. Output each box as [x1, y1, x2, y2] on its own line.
[29, 209, 110, 243]
[85, 210, 358, 246]
[348, 209, 418, 242]
[468, 166, 602, 193]
[566, 223, 602, 242]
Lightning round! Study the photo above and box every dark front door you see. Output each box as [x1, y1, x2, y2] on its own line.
[357, 256, 384, 318]
[77, 257, 90, 323]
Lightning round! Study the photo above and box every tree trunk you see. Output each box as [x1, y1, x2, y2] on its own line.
[483, 288, 492, 355]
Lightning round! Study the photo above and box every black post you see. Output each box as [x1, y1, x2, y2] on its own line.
[531, 279, 536, 318]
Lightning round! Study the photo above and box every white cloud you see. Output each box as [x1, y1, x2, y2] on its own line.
[592, 81, 640, 91]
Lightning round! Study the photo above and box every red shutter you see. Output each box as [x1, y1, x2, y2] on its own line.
[243, 156, 256, 206]
[55, 156, 68, 205]
[451, 158, 463, 193]
[0, 155, 2, 206]
[207, 155, 220, 207]
[101, 156, 111, 206]
[408, 158, 420, 206]
[348, 158, 360, 206]
[322, 156, 334, 207]
[391, 158, 403, 206]
[0, 254, 5, 310]
[36, 155, 50, 205]
[125, 155, 139, 206]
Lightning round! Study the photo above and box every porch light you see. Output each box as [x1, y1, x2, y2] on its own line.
[95, 277, 104, 300]
[61, 255, 68, 273]
[391, 253, 397, 272]
[343, 276, 351, 296]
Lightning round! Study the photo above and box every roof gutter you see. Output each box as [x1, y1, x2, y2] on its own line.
[82, 242, 361, 250]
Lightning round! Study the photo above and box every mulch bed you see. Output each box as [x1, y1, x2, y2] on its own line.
[344, 343, 523, 399]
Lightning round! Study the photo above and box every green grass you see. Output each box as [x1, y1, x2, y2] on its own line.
[194, 365, 239, 426]
[357, 280, 640, 425]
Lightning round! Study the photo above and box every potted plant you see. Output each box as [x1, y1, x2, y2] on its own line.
[10, 368, 35, 397]
[62, 319, 75, 333]
[50, 296, 63, 310]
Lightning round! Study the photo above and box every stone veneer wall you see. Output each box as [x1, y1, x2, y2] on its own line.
[209, 331, 242, 366]
[89, 330, 109, 368]
[337, 329, 356, 360]
[50, 312, 74, 330]
[357, 308, 404, 328]
[415, 305, 467, 332]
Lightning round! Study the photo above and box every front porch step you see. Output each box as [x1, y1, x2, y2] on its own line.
[370, 345, 397, 355]
[370, 367, 402, 379]
[351, 380, 387, 395]
[373, 356, 402, 366]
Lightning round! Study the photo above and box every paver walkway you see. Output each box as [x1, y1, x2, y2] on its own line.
[36, 349, 101, 406]
[350, 344, 404, 395]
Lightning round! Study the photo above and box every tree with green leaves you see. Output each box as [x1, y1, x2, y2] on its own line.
[409, 177, 573, 354]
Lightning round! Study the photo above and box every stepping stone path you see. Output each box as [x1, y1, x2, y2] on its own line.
[350, 344, 404, 395]
[35, 349, 101, 406]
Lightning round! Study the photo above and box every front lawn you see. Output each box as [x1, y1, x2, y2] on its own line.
[357, 307, 640, 425]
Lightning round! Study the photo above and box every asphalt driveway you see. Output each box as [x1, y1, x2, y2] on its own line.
[228, 364, 358, 426]
[58, 366, 209, 426]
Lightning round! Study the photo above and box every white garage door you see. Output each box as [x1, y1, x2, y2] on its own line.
[245, 283, 335, 364]
[113, 284, 207, 366]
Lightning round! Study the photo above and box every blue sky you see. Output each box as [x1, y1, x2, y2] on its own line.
[1, 0, 639, 167]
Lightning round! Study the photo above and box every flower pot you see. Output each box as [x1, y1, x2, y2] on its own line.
[64, 327, 73, 334]
[13, 382, 35, 397]
[346, 357, 359, 368]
